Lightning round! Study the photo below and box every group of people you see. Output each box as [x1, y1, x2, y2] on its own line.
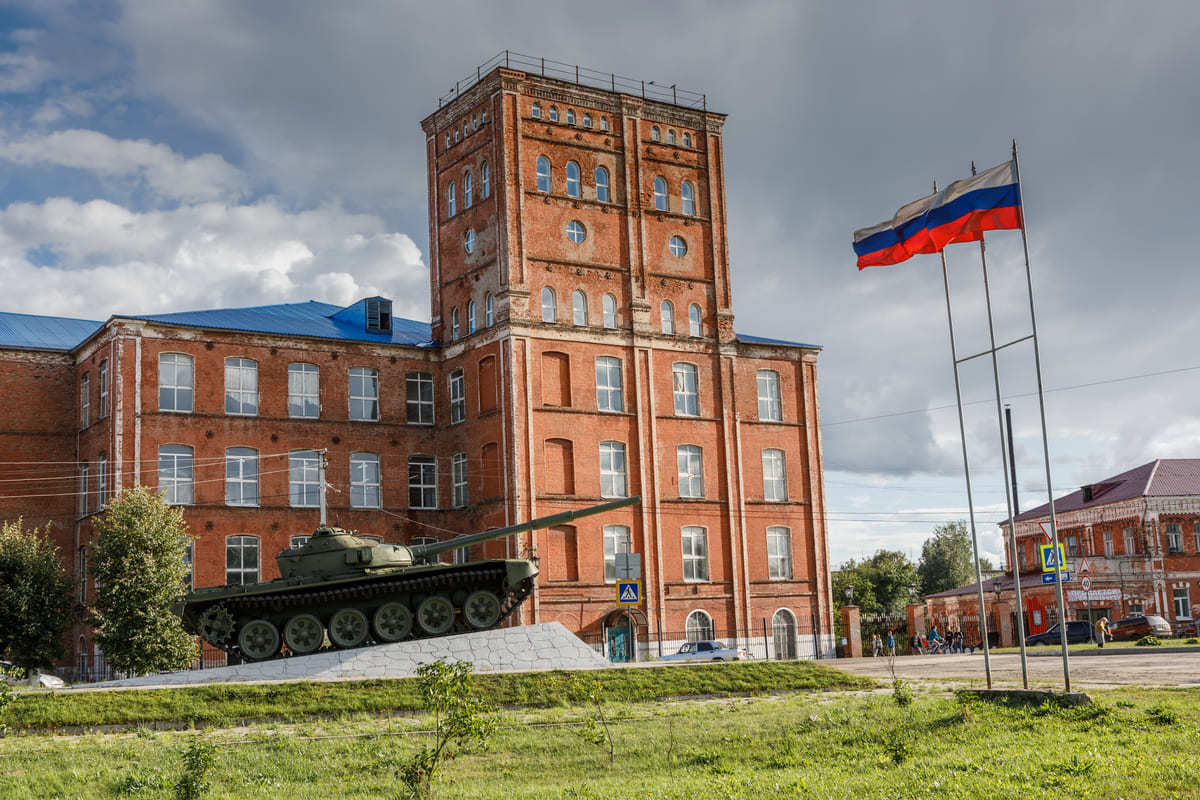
[902, 625, 968, 655]
[869, 629, 897, 657]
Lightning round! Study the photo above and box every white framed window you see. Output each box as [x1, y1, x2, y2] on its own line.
[603, 524, 631, 583]
[685, 610, 714, 642]
[224, 357, 258, 416]
[677, 445, 703, 498]
[1173, 586, 1191, 619]
[683, 132, 692, 147]
[449, 369, 466, 423]
[463, 170, 473, 208]
[98, 360, 110, 419]
[668, 129, 677, 145]
[288, 363, 319, 419]
[582, 113, 592, 128]
[159, 353, 194, 412]
[226, 536, 259, 586]
[484, 294, 494, 326]
[450, 307, 460, 341]
[182, 542, 193, 590]
[225, 447, 259, 507]
[536, 156, 551, 192]
[600, 116, 609, 131]
[97, 453, 108, 507]
[1167, 523, 1183, 553]
[1103, 530, 1114, 557]
[595, 356, 623, 412]
[452, 452, 468, 508]
[350, 452, 381, 508]
[531, 102, 541, 119]
[406, 372, 434, 424]
[158, 445, 194, 505]
[602, 294, 617, 328]
[80, 373, 90, 427]
[566, 108, 575, 125]
[660, 300, 675, 334]
[289, 450, 320, 507]
[1194, 522, 1200, 552]
[763, 449, 787, 501]
[672, 363, 699, 416]
[572, 290, 588, 326]
[464, 229, 476, 254]
[767, 526, 793, 579]
[688, 303, 702, 337]
[349, 367, 379, 421]
[444, 133, 450, 149]
[757, 370, 782, 422]
[566, 220, 586, 243]
[682, 526, 709, 582]
[566, 161, 581, 198]
[447, 181, 456, 216]
[482, 161, 490, 198]
[595, 166, 610, 202]
[668, 235, 687, 257]
[681, 181, 696, 215]
[599, 441, 628, 498]
[653, 176, 667, 210]
[468, 300, 477, 334]
[1123, 527, 1136, 554]
[290, 535, 311, 549]
[78, 462, 89, 516]
[1128, 599, 1144, 615]
[408, 455, 437, 509]
[541, 287, 557, 322]
[650, 125, 660, 142]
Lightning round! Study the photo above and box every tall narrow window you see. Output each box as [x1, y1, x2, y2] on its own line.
[681, 526, 709, 581]
[447, 181, 456, 216]
[677, 445, 704, 498]
[541, 287, 557, 322]
[80, 373, 90, 427]
[452, 452, 468, 508]
[767, 526, 793, 579]
[653, 176, 667, 211]
[757, 370, 782, 421]
[1194, 522, 1200, 552]
[1173, 586, 1190, 619]
[681, 181, 696, 215]
[572, 290, 588, 326]
[449, 369, 466, 423]
[289, 450, 320, 507]
[225, 447, 259, 506]
[225, 536, 259, 585]
[224, 357, 258, 416]
[478, 356, 497, 413]
[599, 441, 628, 498]
[159, 445, 194, 505]
[763, 449, 787, 501]
[566, 161, 581, 198]
[531, 102, 541, 119]
[668, 129, 677, 145]
[1103, 530, 1114, 557]
[673, 363, 699, 416]
[1167, 523, 1183, 552]
[651, 125, 660, 141]
[349, 367, 379, 421]
[78, 463, 89, 516]
[484, 294, 494, 326]
[660, 300, 675, 334]
[595, 356, 623, 412]
[450, 307, 460, 341]
[603, 524, 631, 583]
[468, 300, 477, 334]
[536, 156, 551, 192]
[583, 113, 592, 128]
[1123, 527, 1136, 554]
[288, 363, 320, 419]
[481, 161, 490, 198]
[566, 108, 576, 125]
[408, 456, 437, 509]
[548, 105, 558, 122]
[97, 453, 107, 506]
[600, 116, 609, 131]
[98, 360, 109, 418]
[688, 303, 702, 337]
[406, 372, 434, 424]
[350, 453, 381, 508]
[463, 170, 473, 208]
[602, 293, 617, 328]
[159, 353, 194, 412]
[595, 166, 610, 202]
[182, 542, 193, 590]
[683, 132, 692, 147]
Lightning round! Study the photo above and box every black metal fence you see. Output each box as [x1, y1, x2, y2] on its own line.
[59, 644, 230, 684]
[579, 615, 833, 664]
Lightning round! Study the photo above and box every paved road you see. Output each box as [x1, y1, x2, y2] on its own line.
[832, 650, 1200, 689]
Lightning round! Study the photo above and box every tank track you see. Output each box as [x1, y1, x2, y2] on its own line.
[194, 567, 535, 661]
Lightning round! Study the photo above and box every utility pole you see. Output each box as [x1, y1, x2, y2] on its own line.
[318, 449, 328, 527]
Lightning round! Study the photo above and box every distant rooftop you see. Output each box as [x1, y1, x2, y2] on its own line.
[0, 311, 102, 351]
[1012, 458, 1200, 522]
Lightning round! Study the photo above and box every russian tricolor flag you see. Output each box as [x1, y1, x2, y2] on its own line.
[853, 160, 1023, 269]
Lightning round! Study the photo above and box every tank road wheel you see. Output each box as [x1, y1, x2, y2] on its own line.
[328, 608, 370, 648]
[416, 595, 456, 635]
[372, 602, 414, 642]
[283, 614, 325, 655]
[463, 590, 502, 630]
[198, 606, 235, 647]
[238, 619, 281, 662]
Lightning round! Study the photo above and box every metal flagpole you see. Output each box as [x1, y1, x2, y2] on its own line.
[1005, 406, 1031, 687]
[1012, 139, 1071, 692]
[938, 230, 993, 690]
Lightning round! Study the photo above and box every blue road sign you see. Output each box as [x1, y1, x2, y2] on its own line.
[1042, 571, 1071, 584]
[616, 580, 641, 605]
[1040, 543, 1066, 572]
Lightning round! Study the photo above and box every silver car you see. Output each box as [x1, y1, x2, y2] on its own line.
[660, 640, 748, 662]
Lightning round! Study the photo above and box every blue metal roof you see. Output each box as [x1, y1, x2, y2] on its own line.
[0, 312, 102, 351]
[736, 333, 821, 350]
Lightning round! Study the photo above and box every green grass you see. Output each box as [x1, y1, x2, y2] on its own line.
[2, 685, 1199, 798]
[2, 661, 870, 732]
[989, 638, 1200, 654]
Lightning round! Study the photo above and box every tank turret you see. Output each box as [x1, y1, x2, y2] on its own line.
[172, 496, 640, 662]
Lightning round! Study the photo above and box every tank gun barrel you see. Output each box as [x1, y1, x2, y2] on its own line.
[409, 496, 641, 559]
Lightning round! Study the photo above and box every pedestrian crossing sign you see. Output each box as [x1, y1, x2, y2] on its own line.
[1040, 542, 1066, 572]
[616, 580, 641, 605]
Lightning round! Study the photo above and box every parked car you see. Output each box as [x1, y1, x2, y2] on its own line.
[660, 640, 748, 662]
[0, 660, 66, 688]
[1107, 615, 1173, 642]
[1025, 620, 1093, 646]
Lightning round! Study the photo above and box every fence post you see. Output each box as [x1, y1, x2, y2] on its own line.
[656, 612, 663, 658]
[812, 611, 821, 659]
[762, 618, 770, 660]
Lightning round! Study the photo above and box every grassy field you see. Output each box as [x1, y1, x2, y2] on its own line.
[990, 638, 1200, 655]
[2, 680, 1199, 799]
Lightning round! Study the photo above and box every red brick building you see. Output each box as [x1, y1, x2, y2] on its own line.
[0, 63, 833, 669]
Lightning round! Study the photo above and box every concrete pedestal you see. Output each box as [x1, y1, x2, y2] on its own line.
[840, 605, 862, 658]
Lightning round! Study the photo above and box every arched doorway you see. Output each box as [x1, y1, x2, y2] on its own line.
[603, 607, 647, 663]
[772, 609, 797, 660]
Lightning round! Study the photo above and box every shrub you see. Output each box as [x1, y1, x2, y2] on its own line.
[1145, 706, 1178, 725]
[1134, 635, 1162, 647]
[1185, 638, 1198, 645]
[892, 678, 913, 707]
[0, 519, 76, 672]
[173, 737, 215, 800]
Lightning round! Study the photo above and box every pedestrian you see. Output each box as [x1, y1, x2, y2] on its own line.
[1095, 616, 1108, 648]
[886, 628, 896, 657]
[871, 632, 882, 657]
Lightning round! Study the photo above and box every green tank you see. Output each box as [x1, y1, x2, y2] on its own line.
[171, 496, 640, 662]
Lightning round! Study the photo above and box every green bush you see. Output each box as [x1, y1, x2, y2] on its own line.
[1135, 635, 1162, 647]
[1185, 638, 1198, 645]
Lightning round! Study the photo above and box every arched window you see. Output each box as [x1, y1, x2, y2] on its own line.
[463, 229, 476, 254]
[681, 181, 696, 215]
[683, 132, 692, 147]
[583, 113, 592, 128]
[541, 287, 557, 323]
[447, 181, 456, 216]
[531, 102, 541, 119]
[482, 161, 490, 198]
[484, 293, 494, 327]
[536, 156, 551, 192]
[772, 609, 797, 659]
[602, 293, 617, 329]
[688, 303, 702, 337]
[548, 105, 559, 122]
[668, 129, 677, 145]
[685, 610, 714, 642]
[660, 300, 675, 335]
[572, 290, 588, 326]
[450, 307, 460, 341]
[565, 220, 586, 243]
[566, 108, 576, 125]
[669, 235, 687, 257]
[468, 300, 477, 334]
[445, 133, 451, 149]
[595, 166, 610, 203]
[653, 177, 667, 211]
[464, 170, 473, 208]
[651, 125, 661, 142]
[600, 116, 609, 131]
[566, 161, 581, 198]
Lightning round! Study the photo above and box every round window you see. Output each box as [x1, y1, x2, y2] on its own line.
[464, 229, 476, 254]
[668, 235, 687, 257]
[566, 220, 586, 243]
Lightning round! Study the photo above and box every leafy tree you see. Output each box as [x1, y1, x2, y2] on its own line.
[91, 487, 196, 675]
[832, 560, 880, 614]
[833, 550, 919, 615]
[918, 521, 983, 595]
[0, 519, 76, 670]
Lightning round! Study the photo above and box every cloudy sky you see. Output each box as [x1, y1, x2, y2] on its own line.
[3, 1, 1199, 568]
